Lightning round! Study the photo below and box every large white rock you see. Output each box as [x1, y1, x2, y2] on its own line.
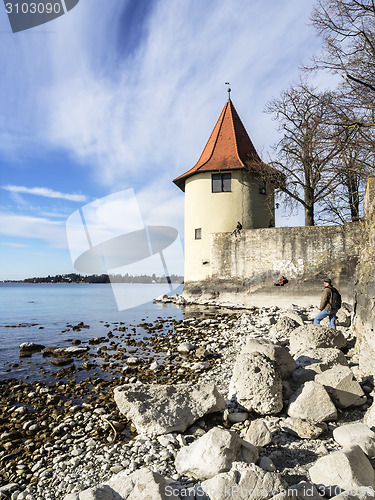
[229, 352, 283, 415]
[287, 381, 337, 423]
[64, 486, 116, 500]
[270, 315, 301, 339]
[315, 366, 366, 408]
[364, 402, 375, 431]
[54, 346, 90, 356]
[333, 423, 375, 458]
[64, 468, 179, 500]
[200, 461, 287, 500]
[243, 419, 273, 447]
[174, 427, 258, 480]
[241, 338, 296, 379]
[309, 445, 375, 492]
[336, 309, 351, 328]
[288, 482, 322, 500]
[106, 468, 179, 500]
[330, 490, 375, 500]
[113, 383, 225, 436]
[177, 342, 196, 354]
[280, 417, 327, 439]
[78, 486, 116, 500]
[289, 325, 346, 355]
[292, 348, 349, 386]
[294, 348, 348, 370]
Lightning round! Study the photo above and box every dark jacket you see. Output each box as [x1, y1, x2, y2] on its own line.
[320, 286, 333, 311]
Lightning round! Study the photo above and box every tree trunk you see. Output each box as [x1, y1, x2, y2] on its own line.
[346, 170, 360, 222]
[304, 187, 315, 226]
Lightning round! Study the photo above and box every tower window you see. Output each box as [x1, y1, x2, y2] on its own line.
[195, 228, 202, 240]
[259, 181, 267, 195]
[212, 173, 231, 193]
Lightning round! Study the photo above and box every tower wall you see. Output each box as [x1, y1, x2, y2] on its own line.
[184, 169, 275, 281]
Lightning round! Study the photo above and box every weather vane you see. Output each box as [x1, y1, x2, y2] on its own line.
[225, 82, 231, 100]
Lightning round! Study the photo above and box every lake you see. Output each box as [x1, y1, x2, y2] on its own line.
[0, 282, 184, 382]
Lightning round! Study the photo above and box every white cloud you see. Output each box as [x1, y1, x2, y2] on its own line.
[0, 0, 323, 186]
[0, 213, 68, 248]
[0, 242, 28, 248]
[2, 185, 87, 202]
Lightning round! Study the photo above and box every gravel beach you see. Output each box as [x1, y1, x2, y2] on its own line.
[0, 299, 373, 499]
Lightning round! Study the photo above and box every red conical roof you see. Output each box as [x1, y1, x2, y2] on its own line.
[173, 99, 280, 191]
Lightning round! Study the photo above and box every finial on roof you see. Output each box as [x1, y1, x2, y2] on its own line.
[225, 82, 231, 101]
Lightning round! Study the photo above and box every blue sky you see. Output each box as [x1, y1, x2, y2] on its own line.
[0, 0, 332, 280]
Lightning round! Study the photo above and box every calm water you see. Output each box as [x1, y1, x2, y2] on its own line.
[0, 282, 184, 382]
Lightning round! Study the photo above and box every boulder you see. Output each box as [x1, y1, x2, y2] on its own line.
[289, 325, 346, 355]
[190, 362, 209, 371]
[283, 311, 306, 326]
[200, 462, 287, 500]
[19, 342, 45, 352]
[174, 427, 258, 480]
[243, 419, 273, 447]
[106, 468, 179, 500]
[315, 366, 367, 408]
[50, 357, 74, 366]
[78, 486, 116, 500]
[287, 381, 337, 423]
[270, 315, 301, 339]
[113, 383, 225, 436]
[333, 423, 375, 458]
[227, 412, 249, 424]
[330, 490, 375, 500]
[280, 417, 327, 439]
[292, 348, 349, 387]
[294, 348, 348, 370]
[364, 402, 375, 431]
[308, 445, 375, 492]
[259, 457, 276, 472]
[228, 352, 283, 415]
[288, 482, 322, 500]
[59, 346, 89, 355]
[177, 342, 196, 354]
[64, 468, 178, 500]
[336, 309, 351, 328]
[241, 338, 296, 379]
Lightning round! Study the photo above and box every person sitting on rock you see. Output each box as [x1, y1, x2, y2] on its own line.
[274, 276, 288, 286]
[231, 221, 242, 237]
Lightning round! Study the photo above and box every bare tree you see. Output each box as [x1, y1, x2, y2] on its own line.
[266, 83, 350, 226]
[310, 0, 375, 115]
[316, 91, 374, 223]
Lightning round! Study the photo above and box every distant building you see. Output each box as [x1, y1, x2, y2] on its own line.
[173, 93, 283, 282]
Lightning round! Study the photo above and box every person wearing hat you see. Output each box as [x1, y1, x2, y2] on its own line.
[313, 278, 338, 329]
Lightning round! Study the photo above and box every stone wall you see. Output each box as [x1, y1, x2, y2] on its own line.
[210, 224, 361, 284]
[353, 176, 375, 375]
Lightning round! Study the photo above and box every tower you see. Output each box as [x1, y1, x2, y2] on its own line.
[173, 94, 283, 283]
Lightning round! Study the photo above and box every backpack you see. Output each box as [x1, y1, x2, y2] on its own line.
[330, 287, 342, 310]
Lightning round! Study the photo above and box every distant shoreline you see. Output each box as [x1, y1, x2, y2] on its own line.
[1, 273, 184, 285]
[0, 277, 184, 285]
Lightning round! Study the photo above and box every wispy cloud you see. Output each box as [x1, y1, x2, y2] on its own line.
[2, 185, 87, 202]
[0, 0, 322, 188]
[44, 0, 322, 187]
[0, 242, 28, 248]
[0, 213, 68, 248]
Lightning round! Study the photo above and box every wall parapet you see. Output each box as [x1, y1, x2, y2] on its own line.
[210, 222, 361, 290]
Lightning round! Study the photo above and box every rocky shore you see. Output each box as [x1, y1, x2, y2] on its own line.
[1, 297, 375, 499]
